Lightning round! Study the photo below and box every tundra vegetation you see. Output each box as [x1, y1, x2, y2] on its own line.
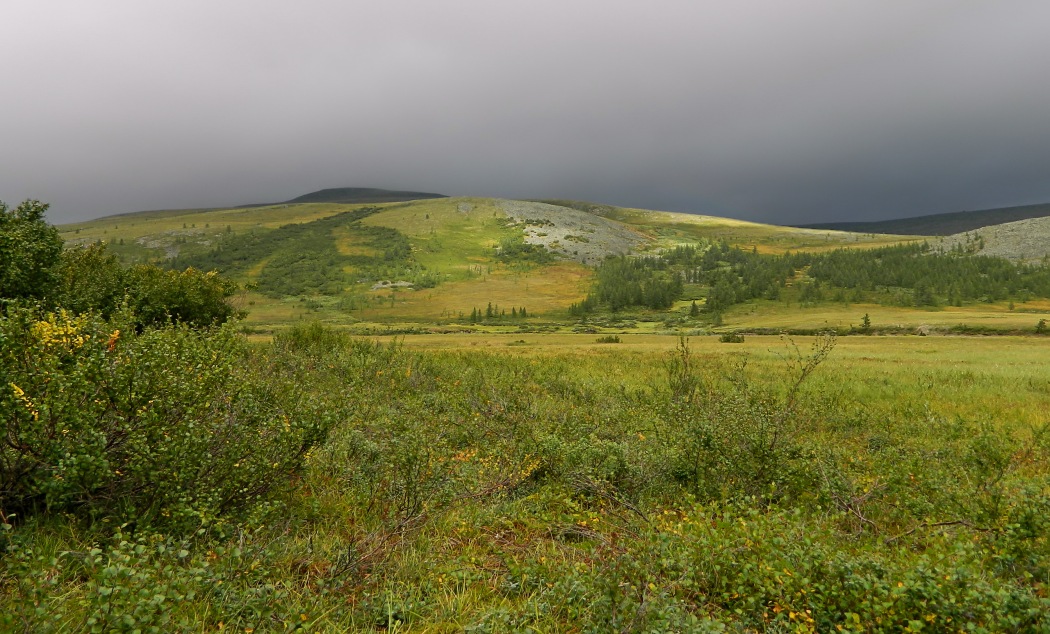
[2, 199, 1049, 631]
[58, 196, 1050, 334]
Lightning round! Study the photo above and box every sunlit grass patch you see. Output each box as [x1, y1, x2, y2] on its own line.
[354, 261, 592, 321]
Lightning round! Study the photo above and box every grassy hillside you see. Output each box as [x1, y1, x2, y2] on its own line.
[799, 202, 1050, 235]
[59, 197, 1050, 335]
[540, 199, 916, 253]
[57, 197, 923, 329]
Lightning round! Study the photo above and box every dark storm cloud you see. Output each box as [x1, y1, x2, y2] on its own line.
[3, 1, 1050, 224]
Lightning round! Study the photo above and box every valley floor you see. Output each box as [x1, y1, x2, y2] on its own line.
[5, 327, 1049, 631]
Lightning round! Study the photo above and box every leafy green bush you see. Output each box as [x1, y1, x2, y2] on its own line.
[0, 200, 63, 303]
[124, 265, 240, 328]
[52, 243, 127, 317]
[644, 504, 1048, 631]
[49, 242, 239, 328]
[495, 236, 554, 265]
[661, 336, 832, 504]
[2, 527, 305, 632]
[0, 306, 329, 529]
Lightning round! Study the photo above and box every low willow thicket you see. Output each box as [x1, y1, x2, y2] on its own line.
[2, 318, 1048, 631]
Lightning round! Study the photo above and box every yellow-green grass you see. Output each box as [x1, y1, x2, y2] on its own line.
[331, 225, 382, 257]
[57, 197, 531, 267]
[59, 196, 924, 266]
[721, 298, 1050, 331]
[607, 205, 924, 253]
[360, 197, 518, 274]
[58, 202, 372, 262]
[376, 332, 1050, 428]
[61, 196, 1022, 334]
[355, 261, 591, 321]
[235, 293, 1050, 334]
[233, 292, 316, 326]
[58, 202, 359, 241]
[232, 259, 590, 328]
[10, 322, 1049, 628]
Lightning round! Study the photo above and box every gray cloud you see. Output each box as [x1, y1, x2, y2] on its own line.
[3, 1, 1049, 224]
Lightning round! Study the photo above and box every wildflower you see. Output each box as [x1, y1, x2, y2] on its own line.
[10, 383, 39, 420]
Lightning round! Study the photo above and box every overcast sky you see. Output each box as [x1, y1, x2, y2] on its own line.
[3, 1, 1050, 224]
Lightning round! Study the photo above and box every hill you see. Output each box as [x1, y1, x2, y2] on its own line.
[280, 187, 446, 205]
[57, 196, 930, 330]
[936, 215, 1050, 263]
[798, 202, 1050, 236]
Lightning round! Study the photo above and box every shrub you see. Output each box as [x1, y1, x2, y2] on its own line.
[718, 332, 744, 343]
[124, 265, 240, 329]
[2, 528, 300, 631]
[595, 335, 621, 343]
[0, 306, 330, 529]
[273, 320, 355, 355]
[52, 243, 127, 317]
[662, 336, 833, 504]
[0, 200, 63, 303]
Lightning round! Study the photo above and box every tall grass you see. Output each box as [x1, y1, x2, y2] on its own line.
[3, 324, 1048, 630]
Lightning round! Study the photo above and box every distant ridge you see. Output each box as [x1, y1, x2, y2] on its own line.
[282, 187, 446, 205]
[797, 203, 1050, 236]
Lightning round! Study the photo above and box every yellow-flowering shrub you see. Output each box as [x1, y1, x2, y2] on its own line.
[0, 306, 331, 529]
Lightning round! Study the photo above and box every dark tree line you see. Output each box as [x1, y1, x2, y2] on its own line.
[589, 256, 684, 311]
[573, 240, 1050, 315]
[798, 243, 1050, 305]
[468, 303, 528, 322]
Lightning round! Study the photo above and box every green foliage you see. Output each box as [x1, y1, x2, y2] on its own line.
[594, 255, 683, 311]
[0, 195, 240, 332]
[2, 317, 1048, 629]
[579, 240, 1050, 318]
[801, 243, 1050, 304]
[2, 526, 306, 632]
[495, 235, 554, 265]
[718, 332, 744, 343]
[568, 294, 598, 316]
[52, 243, 127, 317]
[173, 207, 426, 297]
[631, 504, 1045, 632]
[123, 265, 239, 328]
[273, 320, 356, 355]
[52, 243, 238, 328]
[595, 335, 621, 343]
[0, 307, 330, 529]
[662, 336, 833, 504]
[467, 302, 528, 323]
[0, 200, 63, 303]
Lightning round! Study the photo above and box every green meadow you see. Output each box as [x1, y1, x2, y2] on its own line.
[3, 196, 1048, 630]
[5, 323, 1048, 631]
